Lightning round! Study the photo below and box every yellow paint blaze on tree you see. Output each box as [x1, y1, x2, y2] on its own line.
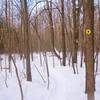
[85, 29, 92, 35]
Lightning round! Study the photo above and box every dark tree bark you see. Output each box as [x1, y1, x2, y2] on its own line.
[61, 0, 66, 66]
[72, 0, 79, 65]
[83, 0, 95, 100]
[45, 0, 54, 51]
[45, 0, 61, 61]
[20, 0, 32, 81]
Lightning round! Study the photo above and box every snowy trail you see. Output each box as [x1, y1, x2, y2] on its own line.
[48, 67, 86, 100]
[49, 68, 68, 100]
[0, 54, 100, 100]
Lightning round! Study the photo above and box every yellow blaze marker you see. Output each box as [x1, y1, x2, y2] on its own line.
[85, 29, 92, 35]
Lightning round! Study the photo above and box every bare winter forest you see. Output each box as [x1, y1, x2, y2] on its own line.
[0, 0, 100, 100]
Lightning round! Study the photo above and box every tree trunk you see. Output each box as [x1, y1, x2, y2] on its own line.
[72, 0, 79, 65]
[61, 0, 66, 66]
[83, 0, 95, 100]
[45, 0, 54, 51]
[20, 0, 32, 81]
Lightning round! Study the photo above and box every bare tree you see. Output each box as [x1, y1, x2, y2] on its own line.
[45, 0, 61, 65]
[45, 0, 55, 51]
[72, 0, 80, 73]
[61, 0, 66, 66]
[83, 0, 95, 100]
[20, 0, 32, 81]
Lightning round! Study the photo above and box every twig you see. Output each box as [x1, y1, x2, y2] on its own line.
[33, 64, 46, 83]
[5, 56, 8, 88]
[43, 52, 49, 89]
[11, 56, 24, 100]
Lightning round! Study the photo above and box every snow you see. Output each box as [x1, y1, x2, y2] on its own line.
[0, 53, 100, 100]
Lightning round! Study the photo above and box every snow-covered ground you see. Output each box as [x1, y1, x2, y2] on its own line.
[0, 53, 100, 100]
